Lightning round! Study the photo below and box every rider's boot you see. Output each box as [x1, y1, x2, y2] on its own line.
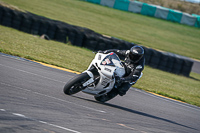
[118, 88, 128, 96]
[95, 89, 118, 103]
[117, 83, 132, 96]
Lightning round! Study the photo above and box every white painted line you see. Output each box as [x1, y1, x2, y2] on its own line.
[0, 82, 106, 113]
[39, 120, 81, 133]
[0, 109, 6, 111]
[2, 109, 81, 133]
[12, 113, 28, 118]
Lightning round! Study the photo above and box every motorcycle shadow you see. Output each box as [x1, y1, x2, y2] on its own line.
[71, 95, 197, 131]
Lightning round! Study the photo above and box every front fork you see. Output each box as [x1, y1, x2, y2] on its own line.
[82, 71, 94, 87]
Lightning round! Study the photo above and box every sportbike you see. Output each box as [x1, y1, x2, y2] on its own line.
[63, 52, 141, 102]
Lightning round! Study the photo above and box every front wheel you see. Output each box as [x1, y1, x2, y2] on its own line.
[63, 73, 90, 95]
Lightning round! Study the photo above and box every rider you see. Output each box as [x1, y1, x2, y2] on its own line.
[99, 45, 145, 98]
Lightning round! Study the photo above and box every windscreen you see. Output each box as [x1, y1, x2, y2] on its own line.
[100, 52, 121, 66]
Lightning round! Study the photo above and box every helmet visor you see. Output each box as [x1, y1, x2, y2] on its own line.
[129, 53, 142, 63]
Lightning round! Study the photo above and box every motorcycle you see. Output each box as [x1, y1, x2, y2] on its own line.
[63, 52, 127, 102]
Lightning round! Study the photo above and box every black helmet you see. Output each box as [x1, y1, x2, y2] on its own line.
[129, 45, 144, 63]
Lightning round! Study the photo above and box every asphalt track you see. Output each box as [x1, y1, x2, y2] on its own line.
[0, 53, 200, 133]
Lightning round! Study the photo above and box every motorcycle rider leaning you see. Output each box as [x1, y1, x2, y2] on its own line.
[97, 45, 145, 102]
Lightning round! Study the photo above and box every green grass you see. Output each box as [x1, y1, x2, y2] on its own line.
[0, 25, 200, 106]
[1, 0, 200, 60]
[0, 25, 93, 72]
[135, 66, 200, 106]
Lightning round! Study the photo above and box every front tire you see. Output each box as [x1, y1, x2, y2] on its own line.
[63, 73, 90, 95]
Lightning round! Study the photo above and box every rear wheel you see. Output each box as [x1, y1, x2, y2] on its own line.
[63, 73, 90, 95]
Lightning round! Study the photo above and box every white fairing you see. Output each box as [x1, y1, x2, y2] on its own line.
[82, 52, 125, 97]
[113, 59, 125, 77]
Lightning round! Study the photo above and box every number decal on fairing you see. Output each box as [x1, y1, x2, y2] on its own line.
[102, 58, 111, 65]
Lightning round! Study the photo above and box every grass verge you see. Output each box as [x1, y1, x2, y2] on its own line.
[0, 25, 199, 107]
[1, 0, 200, 60]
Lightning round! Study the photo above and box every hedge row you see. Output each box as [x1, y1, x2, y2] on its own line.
[0, 5, 193, 76]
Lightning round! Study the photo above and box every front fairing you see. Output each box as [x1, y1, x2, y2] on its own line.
[103, 53, 125, 76]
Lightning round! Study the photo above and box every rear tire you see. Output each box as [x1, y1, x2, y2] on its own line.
[63, 73, 90, 95]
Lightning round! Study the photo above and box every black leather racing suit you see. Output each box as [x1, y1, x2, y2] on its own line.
[104, 49, 145, 96]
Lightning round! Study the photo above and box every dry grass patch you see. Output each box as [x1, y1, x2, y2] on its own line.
[135, 0, 200, 15]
